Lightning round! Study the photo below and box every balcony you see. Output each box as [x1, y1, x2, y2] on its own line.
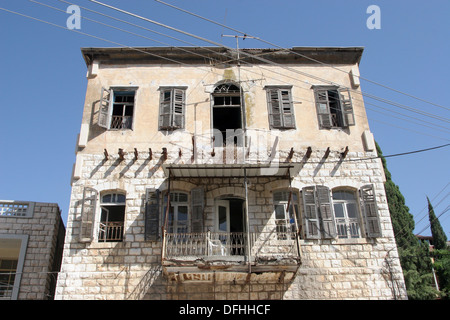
[98, 221, 124, 242]
[162, 227, 300, 275]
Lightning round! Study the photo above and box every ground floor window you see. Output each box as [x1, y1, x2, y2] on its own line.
[99, 192, 126, 242]
[332, 189, 361, 239]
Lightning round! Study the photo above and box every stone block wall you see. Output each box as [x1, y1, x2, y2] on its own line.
[0, 201, 65, 299]
[55, 148, 407, 300]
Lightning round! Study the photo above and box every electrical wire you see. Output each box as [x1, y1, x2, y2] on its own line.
[3, 1, 448, 144]
[3, 1, 448, 145]
[154, 0, 450, 113]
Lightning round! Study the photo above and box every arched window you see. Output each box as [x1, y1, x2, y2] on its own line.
[212, 82, 243, 147]
[99, 192, 126, 242]
[332, 189, 361, 238]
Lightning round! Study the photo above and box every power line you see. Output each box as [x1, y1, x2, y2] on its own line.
[7, 2, 449, 143]
[89, 0, 450, 125]
[5, 2, 450, 143]
[154, 0, 450, 113]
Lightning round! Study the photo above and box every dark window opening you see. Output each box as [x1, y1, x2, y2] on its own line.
[111, 91, 135, 130]
[212, 83, 243, 147]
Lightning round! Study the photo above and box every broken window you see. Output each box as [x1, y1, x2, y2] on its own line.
[265, 86, 295, 129]
[273, 190, 299, 240]
[99, 192, 126, 242]
[314, 86, 355, 129]
[212, 83, 243, 147]
[163, 192, 189, 233]
[99, 88, 136, 130]
[159, 87, 186, 130]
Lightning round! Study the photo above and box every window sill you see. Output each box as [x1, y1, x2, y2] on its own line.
[300, 237, 375, 245]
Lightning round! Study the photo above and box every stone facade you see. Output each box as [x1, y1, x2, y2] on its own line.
[0, 201, 65, 300]
[55, 47, 407, 300]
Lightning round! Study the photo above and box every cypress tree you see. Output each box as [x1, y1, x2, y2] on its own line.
[376, 142, 437, 299]
[427, 196, 447, 250]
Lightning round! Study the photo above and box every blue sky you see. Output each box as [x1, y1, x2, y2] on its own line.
[0, 0, 449, 238]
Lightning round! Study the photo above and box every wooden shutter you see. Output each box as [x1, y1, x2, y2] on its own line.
[302, 186, 320, 239]
[145, 188, 160, 241]
[316, 186, 337, 239]
[191, 187, 204, 233]
[80, 187, 97, 242]
[172, 89, 185, 129]
[267, 89, 282, 128]
[159, 90, 172, 130]
[360, 184, 382, 237]
[338, 88, 355, 127]
[315, 89, 332, 129]
[280, 89, 295, 129]
[99, 87, 112, 129]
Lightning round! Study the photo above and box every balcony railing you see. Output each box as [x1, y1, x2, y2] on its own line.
[110, 115, 132, 130]
[163, 230, 300, 263]
[98, 221, 124, 242]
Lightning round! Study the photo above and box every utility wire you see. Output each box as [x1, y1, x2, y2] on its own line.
[8, 1, 449, 143]
[89, 0, 450, 125]
[6, 1, 450, 143]
[154, 0, 450, 113]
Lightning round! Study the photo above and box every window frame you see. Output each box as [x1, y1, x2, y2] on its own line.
[332, 189, 362, 239]
[98, 191, 126, 243]
[313, 85, 355, 129]
[272, 189, 300, 239]
[265, 86, 296, 130]
[163, 191, 190, 234]
[99, 86, 138, 131]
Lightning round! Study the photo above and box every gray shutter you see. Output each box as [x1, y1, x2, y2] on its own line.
[302, 186, 320, 239]
[172, 89, 185, 129]
[191, 187, 204, 233]
[159, 90, 172, 130]
[360, 184, 382, 237]
[315, 89, 332, 129]
[99, 87, 112, 129]
[267, 89, 282, 128]
[280, 89, 295, 129]
[338, 88, 355, 127]
[316, 186, 337, 239]
[145, 188, 160, 241]
[80, 187, 97, 242]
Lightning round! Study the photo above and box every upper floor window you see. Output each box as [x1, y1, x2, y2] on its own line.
[212, 83, 243, 147]
[159, 87, 186, 131]
[265, 86, 295, 129]
[99, 87, 136, 130]
[313, 86, 355, 129]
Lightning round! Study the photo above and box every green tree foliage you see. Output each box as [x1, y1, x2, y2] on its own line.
[427, 197, 448, 250]
[434, 249, 450, 298]
[376, 142, 438, 299]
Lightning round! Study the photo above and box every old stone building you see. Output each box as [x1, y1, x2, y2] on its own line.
[55, 46, 407, 300]
[0, 200, 65, 299]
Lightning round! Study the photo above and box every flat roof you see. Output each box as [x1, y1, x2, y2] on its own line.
[81, 46, 364, 67]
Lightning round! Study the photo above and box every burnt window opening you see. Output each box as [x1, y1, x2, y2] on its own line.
[212, 83, 243, 147]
